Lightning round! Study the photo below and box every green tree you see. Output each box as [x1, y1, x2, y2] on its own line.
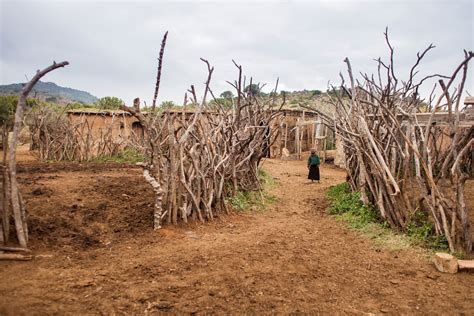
[95, 96, 124, 110]
[244, 84, 261, 96]
[220, 90, 234, 99]
[160, 100, 176, 109]
[45, 96, 58, 103]
[65, 102, 94, 110]
[0, 95, 17, 126]
[0, 95, 18, 149]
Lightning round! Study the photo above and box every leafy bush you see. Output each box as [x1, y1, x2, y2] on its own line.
[228, 191, 251, 211]
[220, 90, 234, 99]
[95, 96, 124, 110]
[328, 182, 449, 251]
[327, 183, 379, 224]
[0, 95, 18, 125]
[160, 100, 176, 109]
[406, 210, 448, 250]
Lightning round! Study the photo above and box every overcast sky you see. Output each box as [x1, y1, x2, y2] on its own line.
[1, 0, 472, 105]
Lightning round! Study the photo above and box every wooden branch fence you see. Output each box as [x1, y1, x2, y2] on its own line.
[28, 108, 135, 162]
[307, 33, 473, 252]
[122, 58, 284, 229]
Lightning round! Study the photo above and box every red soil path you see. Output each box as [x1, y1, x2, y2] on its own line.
[0, 159, 473, 314]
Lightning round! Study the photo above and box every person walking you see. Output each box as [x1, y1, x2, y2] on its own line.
[307, 149, 320, 183]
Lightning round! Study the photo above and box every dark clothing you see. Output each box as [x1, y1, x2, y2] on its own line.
[308, 165, 320, 181]
[307, 154, 320, 181]
[308, 155, 320, 167]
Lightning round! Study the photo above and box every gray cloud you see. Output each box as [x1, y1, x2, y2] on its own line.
[1, 0, 472, 104]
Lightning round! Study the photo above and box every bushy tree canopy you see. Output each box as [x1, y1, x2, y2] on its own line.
[220, 90, 234, 99]
[95, 96, 124, 110]
[244, 84, 261, 96]
[0, 95, 18, 126]
[160, 100, 177, 109]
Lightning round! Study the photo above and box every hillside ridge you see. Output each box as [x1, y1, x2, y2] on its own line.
[0, 81, 98, 104]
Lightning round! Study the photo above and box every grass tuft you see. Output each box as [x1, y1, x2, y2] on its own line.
[405, 210, 448, 251]
[327, 183, 449, 252]
[227, 168, 277, 212]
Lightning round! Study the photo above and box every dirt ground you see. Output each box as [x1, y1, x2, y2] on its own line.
[0, 156, 473, 314]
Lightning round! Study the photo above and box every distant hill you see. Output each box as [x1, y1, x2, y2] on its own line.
[0, 81, 98, 105]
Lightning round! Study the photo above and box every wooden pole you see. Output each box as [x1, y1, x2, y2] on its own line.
[7, 61, 69, 247]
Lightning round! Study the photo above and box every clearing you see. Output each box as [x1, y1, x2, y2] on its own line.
[0, 158, 473, 314]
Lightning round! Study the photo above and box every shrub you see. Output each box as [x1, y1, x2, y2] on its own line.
[227, 168, 276, 212]
[406, 210, 448, 250]
[327, 183, 379, 224]
[328, 182, 449, 251]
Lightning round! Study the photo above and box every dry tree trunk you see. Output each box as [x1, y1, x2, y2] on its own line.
[152, 31, 168, 111]
[3, 61, 68, 247]
[1, 125, 11, 244]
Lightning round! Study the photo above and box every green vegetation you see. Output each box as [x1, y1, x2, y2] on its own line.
[220, 90, 234, 99]
[0, 95, 17, 125]
[64, 102, 95, 110]
[406, 210, 449, 250]
[91, 149, 145, 164]
[160, 100, 177, 109]
[327, 183, 379, 225]
[327, 183, 449, 252]
[94, 96, 124, 110]
[244, 83, 261, 96]
[227, 168, 277, 212]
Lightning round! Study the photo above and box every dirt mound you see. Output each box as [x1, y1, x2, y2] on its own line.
[16, 164, 154, 250]
[17, 161, 140, 173]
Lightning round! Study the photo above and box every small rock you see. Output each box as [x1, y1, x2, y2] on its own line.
[389, 279, 400, 285]
[434, 253, 458, 274]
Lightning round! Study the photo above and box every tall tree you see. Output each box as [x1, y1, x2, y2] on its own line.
[244, 83, 261, 96]
[220, 90, 234, 99]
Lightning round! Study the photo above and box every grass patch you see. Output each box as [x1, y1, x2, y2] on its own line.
[405, 210, 449, 251]
[91, 149, 145, 164]
[227, 168, 277, 212]
[258, 168, 277, 190]
[327, 183, 379, 224]
[327, 183, 449, 252]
